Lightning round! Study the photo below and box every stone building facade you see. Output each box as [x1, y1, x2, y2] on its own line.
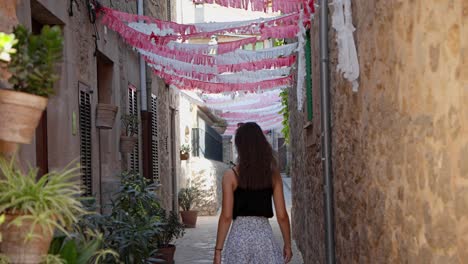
[290, 1, 468, 263]
[3, 0, 179, 211]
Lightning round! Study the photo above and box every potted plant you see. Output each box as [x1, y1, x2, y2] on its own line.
[180, 144, 190, 160]
[0, 156, 86, 264]
[96, 103, 119, 129]
[0, 25, 63, 144]
[120, 113, 139, 153]
[155, 211, 185, 264]
[178, 187, 201, 228]
[92, 171, 164, 263]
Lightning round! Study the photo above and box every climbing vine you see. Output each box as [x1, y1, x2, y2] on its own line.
[279, 88, 289, 144]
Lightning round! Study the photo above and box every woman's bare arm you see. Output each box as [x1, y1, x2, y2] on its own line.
[214, 170, 235, 255]
[272, 170, 292, 252]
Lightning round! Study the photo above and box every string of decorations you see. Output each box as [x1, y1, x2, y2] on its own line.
[96, 1, 316, 133]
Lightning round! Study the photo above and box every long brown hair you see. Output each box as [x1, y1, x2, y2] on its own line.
[235, 122, 276, 190]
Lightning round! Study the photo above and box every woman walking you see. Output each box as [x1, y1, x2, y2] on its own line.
[213, 122, 292, 264]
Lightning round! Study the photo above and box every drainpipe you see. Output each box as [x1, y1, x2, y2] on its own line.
[138, 0, 153, 181]
[319, 0, 336, 263]
[137, 0, 147, 112]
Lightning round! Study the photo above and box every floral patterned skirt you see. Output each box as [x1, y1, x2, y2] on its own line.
[223, 216, 284, 264]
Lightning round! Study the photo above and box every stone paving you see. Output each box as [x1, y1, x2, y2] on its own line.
[174, 177, 303, 264]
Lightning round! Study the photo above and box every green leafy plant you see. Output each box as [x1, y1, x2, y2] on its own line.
[155, 211, 185, 249]
[0, 254, 8, 264]
[279, 88, 290, 144]
[274, 38, 285, 47]
[0, 214, 4, 243]
[121, 113, 139, 137]
[98, 172, 164, 263]
[178, 187, 201, 211]
[40, 254, 65, 264]
[7, 25, 63, 97]
[49, 198, 122, 264]
[0, 156, 87, 240]
[180, 144, 191, 155]
[49, 230, 119, 264]
[0, 32, 17, 62]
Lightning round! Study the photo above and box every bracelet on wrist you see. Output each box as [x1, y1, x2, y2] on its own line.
[215, 247, 223, 251]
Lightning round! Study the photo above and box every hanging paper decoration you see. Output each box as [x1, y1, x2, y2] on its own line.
[204, 92, 281, 109]
[190, 0, 314, 15]
[154, 68, 292, 93]
[96, 3, 315, 135]
[219, 103, 283, 114]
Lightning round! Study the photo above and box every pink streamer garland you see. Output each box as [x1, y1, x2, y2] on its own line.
[220, 111, 279, 119]
[99, 6, 195, 34]
[100, 10, 217, 65]
[189, 0, 312, 14]
[100, 9, 263, 56]
[154, 68, 292, 93]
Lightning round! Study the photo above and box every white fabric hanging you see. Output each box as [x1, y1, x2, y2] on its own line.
[331, 0, 360, 92]
[296, 10, 306, 111]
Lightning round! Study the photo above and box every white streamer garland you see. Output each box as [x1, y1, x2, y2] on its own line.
[216, 43, 298, 64]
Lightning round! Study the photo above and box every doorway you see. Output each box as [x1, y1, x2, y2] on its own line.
[96, 51, 114, 211]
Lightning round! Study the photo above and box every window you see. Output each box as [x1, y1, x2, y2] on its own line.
[79, 83, 93, 196]
[151, 94, 160, 184]
[128, 85, 140, 173]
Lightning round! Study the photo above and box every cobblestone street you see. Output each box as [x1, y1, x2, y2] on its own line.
[174, 177, 303, 264]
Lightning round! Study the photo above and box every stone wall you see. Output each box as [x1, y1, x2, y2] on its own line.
[180, 157, 229, 215]
[290, 1, 468, 263]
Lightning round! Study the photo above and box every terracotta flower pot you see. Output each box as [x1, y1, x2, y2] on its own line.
[0, 213, 54, 264]
[0, 89, 48, 144]
[180, 210, 198, 228]
[180, 152, 189, 160]
[157, 244, 176, 264]
[119, 136, 138, 153]
[96, 104, 118, 129]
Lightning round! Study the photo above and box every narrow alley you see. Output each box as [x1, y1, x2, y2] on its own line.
[0, 0, 467, 264]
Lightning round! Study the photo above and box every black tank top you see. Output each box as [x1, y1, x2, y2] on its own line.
[232, 169, 274, 220]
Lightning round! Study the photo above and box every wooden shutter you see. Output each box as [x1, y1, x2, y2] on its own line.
[151, 94, 160, 183]
[79, 83, 93, 196]
[128, 85, 140, 173]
